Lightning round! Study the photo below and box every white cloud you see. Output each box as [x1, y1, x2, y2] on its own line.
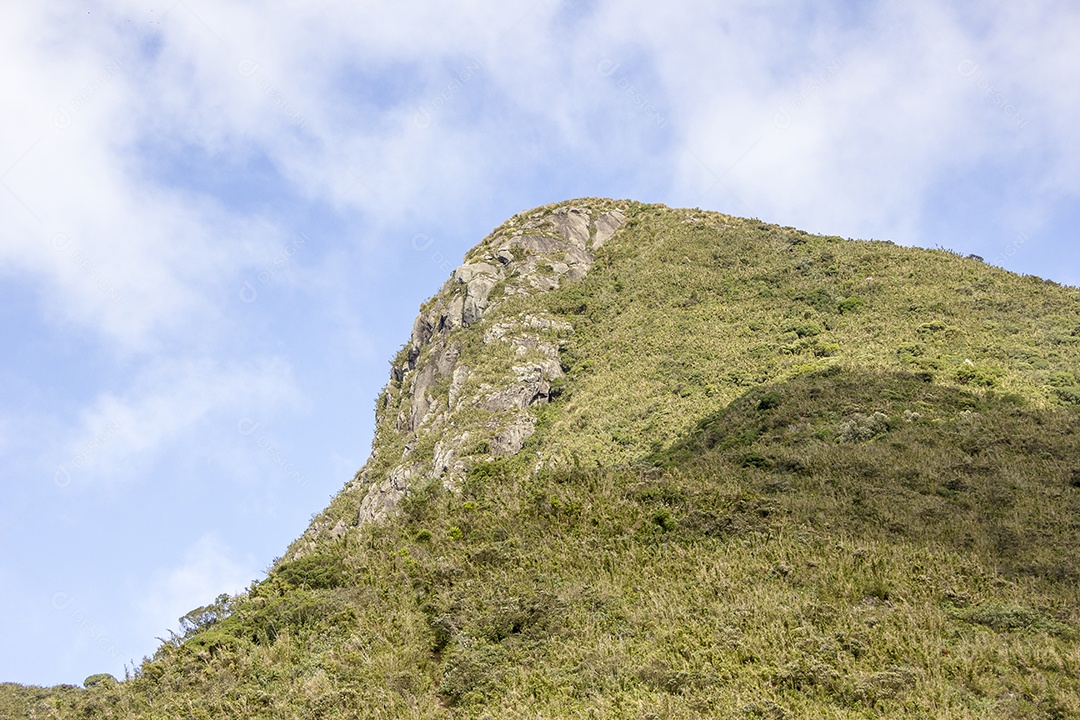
[0, 7, 288, 353]
[54, 357, 302, 488]
[5, 1, 1078, 357]
[567, 1, 1080, 246]
[136, 533, 260, 640]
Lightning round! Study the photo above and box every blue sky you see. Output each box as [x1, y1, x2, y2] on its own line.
[1, 0, 1077, 686]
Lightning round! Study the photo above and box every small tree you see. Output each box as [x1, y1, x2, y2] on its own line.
[178, 593, 233, 638]
[84, 673, 117, 689]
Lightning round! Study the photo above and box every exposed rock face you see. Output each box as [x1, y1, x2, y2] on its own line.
[288, 201, 628, 554]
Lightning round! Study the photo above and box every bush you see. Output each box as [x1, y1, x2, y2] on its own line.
[438, 641, 503, 706]
[274, 554, 348, 590]
[757, 391, 782, 410]
[1055, 386, 1080, 405]
[955, 364, 1001, 388]
[239, 590, 358, 645]
[952, 603, 1071, 636]
[652, 508, 676, 532]
[837, 296, 864, 313]
[793, 322, 821, 337]
[838, 412, 889, 442]
[1049, 371, 1076, 387]
[83, 674, 117, 689]
[741, 452, 772, 469]
[463, 458, 518, 493]
[179, 593, 233, 637]
[398, 479, 446, 522]
[181, 627, 238, 655]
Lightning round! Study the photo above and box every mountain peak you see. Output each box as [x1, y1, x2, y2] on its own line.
[289, 200, 633, 555]
[291, 200, 1080, 561]
[9, 200, 1080, 718]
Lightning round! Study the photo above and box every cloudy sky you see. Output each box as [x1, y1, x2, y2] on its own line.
[1, 0, 1077, 686]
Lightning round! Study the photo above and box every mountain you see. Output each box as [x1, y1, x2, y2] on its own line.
[5, 199, 1080, 719]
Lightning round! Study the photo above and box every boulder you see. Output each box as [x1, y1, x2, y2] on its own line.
[553, 207, 591, 247]
[492, 418, 536, 456]
[593, 210, 627, 248]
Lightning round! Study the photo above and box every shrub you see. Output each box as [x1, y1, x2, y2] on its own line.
[757, 391, 782, 410]
[951, 603, 1071, 636]
[838, 412, 889, 442]
[399, 479, 445, 522]
[274, 554, 348, 590]
[837, 296, 864, 313]
[83, 674, 117, 689]
[813, 342, 840, 357]
[439, 641, 503, 706]
[465, 439, 491, 456]
[954, 364, 1001, 388]
[239, 590, 357, 645]
[1055, 386, 1080, 405]
[181, 627, 238, 655]
[178, 593, 233, 637]
[465, 458, 515, 488]
[741, 452, 772, 469]
[1048, 371, 1076, 387]
[651, 508, 676, 532]
[792, 322, 821, 337]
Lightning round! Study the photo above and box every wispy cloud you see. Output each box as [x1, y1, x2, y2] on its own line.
[135, 532, 260, 640]
[53, 357, 301, 488]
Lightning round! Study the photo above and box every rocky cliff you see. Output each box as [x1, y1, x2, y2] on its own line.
[288, 199, 628, 556]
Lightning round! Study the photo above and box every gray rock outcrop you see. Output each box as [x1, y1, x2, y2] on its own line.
[288, 201, 628, 555]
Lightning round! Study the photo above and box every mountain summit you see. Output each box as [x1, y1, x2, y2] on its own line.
[6, 200, 1080, 718]
[291, 199, 631, 554]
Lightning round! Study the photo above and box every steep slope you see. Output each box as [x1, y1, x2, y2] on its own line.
[294, 199, 1080, 556]
[7, 200, 1080, 719]
[292, 199, 630, 545]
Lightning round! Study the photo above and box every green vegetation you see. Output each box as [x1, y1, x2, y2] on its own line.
[5, 201, 1080, 718]
[529, 204, 1080, 472]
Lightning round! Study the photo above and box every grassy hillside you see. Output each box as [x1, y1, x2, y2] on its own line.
[6, 201, 1080, 719]
[533, 204, 1079, 467]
